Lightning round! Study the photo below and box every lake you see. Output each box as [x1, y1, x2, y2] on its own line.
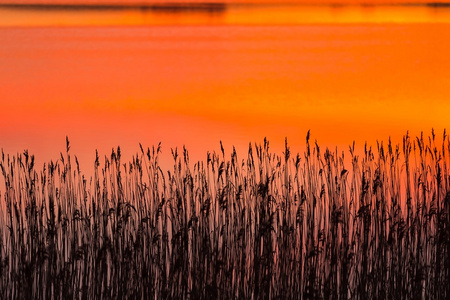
[1, 3, 450, 171]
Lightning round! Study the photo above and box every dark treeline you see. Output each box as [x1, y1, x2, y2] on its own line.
[0, 3, 228, 13]
[0, 131, 449, 299]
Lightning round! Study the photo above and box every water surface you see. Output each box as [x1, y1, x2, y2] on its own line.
[1, 4, 450, 171]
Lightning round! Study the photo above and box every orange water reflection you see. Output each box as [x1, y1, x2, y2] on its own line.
[0, 5, 450, 172]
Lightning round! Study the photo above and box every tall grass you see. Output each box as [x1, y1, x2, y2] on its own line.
[1, 132, 449, 299]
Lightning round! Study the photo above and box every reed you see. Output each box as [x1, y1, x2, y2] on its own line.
[1, 132, 449, 299]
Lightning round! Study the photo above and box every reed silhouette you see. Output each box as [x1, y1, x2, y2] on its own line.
[0, 131, 449, 299]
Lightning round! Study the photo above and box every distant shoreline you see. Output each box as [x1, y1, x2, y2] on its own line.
[1, 1, 450, 12]
[0, 2, 229, 12]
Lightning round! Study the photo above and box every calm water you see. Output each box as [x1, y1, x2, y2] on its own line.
[1, 4, 450, 171]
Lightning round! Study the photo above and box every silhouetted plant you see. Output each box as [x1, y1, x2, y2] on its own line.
[1, 131, 449, 299]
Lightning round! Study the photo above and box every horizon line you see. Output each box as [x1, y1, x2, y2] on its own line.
[2, 1, 450, 12]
